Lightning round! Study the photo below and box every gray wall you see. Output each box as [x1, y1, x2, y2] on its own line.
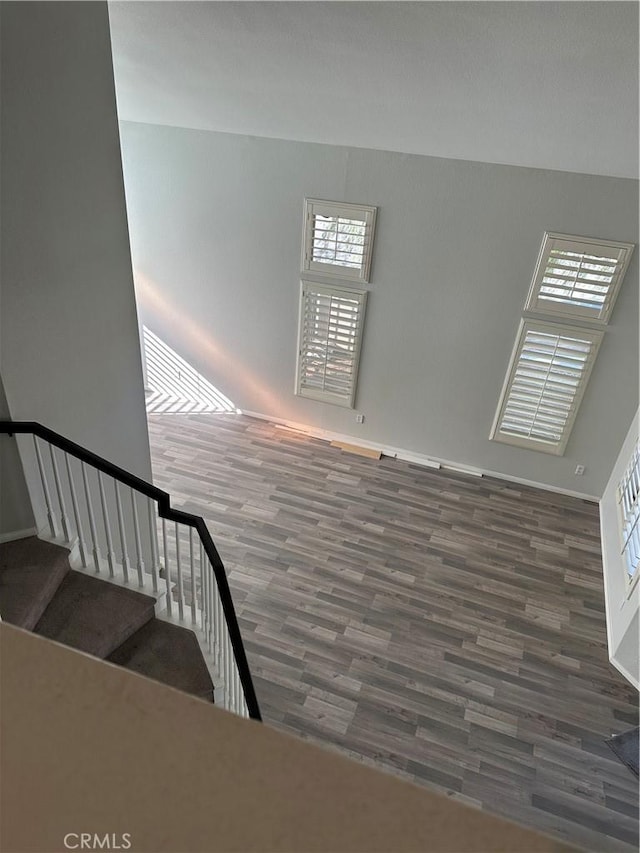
[0, 3, 152, 480]
[0, 375, 35, 538]
[120, 121, 639, 497]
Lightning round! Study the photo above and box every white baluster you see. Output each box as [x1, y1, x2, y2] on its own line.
[231, 643, 237, 714]
[211, 566, 218, 658]
[234, 667, 241, 715]
[228, 636, 235, 712]
[33, 436, 57, 538]
[175, 522, 184, 621]
[225, 633, 233, 711]
[131, 490, 145, 587]
[208, 560, 215, 656]
[199, 541, 206, 632]
[189, 527, 197, 625]
[97, 472, 115, 578]
[162, 517, 172, 617]
[80, 462, 101, 573]
[64, 453, 87, 567]
[202, 549, 210, 647]
[147, 499, 160, 593]
[114, 481, 131, 584]
[219, 617, 226, 708]
[215, 582, 223, 671]
[48, 445, 70, 543]
[233, 651, 240, 715]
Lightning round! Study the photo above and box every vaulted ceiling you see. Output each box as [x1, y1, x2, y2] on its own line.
[108, 1, 639, 179]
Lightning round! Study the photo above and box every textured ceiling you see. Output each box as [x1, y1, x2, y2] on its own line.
[108, 2, 639, 178]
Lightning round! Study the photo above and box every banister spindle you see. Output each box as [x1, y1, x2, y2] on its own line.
[130, 490, 145, 587]
[218, 596, 226, 705]
[232, 642, 239, 713]
[205, 559, 212, 653]
[202, 549, 210, 647]
[234, 661, 241, 715]
[80, 462, 101, 573]
[199, 540, 206, 631]
[114, 481, 131, 584]
[225, 633, 233, 711]
[189, 527, 197, 625]
[147, 499, 160, 593]
[228, 632, 235, 713]
[220, 607, 233, 697]
[175, 522, 184, 621]
[232, 644, 239, 714]
[48, 445, 70, 543]
[162, 516, 172, 617]
[97, 472, 116, 578]
[207, 560, 218, 653]
[215, 581, 223, 670]
[239, 671, 246, 716]
[64, 452, 87, 567]
[33, 436, 57, 538]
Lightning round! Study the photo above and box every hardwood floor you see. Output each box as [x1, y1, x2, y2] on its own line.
[147, 412, 639, 852]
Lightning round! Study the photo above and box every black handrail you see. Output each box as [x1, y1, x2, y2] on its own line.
[0, 420, 261, 721]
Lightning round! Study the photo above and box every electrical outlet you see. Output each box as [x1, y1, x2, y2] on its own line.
[575, 464, 585, 476]
[356, 414, 365, 424]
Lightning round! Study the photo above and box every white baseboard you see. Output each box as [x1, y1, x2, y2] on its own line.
[468, 468, 599, 502]
[0, 527, 37, 544]
[242, 410, 442, 470]
[241, 409, 599, 502]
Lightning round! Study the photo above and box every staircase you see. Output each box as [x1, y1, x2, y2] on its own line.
[0, 420, 260, 718]
[0, 536, 215, 701]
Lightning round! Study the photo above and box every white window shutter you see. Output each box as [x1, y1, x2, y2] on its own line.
[302, 199, 377, 283]
[525, 233, 634, 324]
[296, 281, 367, 408]
[618, 442, 640, 583]
[490, 321, 603, 455]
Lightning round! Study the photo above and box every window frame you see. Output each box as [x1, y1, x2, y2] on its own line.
[301, 198, 377, 283]
[524, 232, 634, 325]
[489, 319, 603, 455]
[295, 280, 368, 409]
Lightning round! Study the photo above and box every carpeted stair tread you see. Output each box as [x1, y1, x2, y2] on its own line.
[34, 571, 155, 658]
[108, 619, 214, 702]
[0, 537, 71, 630]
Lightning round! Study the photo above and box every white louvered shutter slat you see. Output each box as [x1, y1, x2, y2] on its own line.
[525, 233, 633, 323]
[490, 321, 603, 455]
[296, 282, 367, 408]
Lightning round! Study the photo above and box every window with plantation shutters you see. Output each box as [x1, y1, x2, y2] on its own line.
[302, 199, 377, 282]
[490, 321, 603, 455]
[525, 233, 633, 324]
[618, 442, 640, 583]
[296, 281, 367, 408]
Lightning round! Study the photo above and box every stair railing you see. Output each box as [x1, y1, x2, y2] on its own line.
[0, 421, 261, 721]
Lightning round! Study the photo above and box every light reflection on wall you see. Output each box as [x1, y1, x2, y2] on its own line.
[135, 271, 284, 416]
[143, 326, 238, 415]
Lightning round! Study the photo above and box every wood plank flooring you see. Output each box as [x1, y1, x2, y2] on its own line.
[148, 412, 639, 852]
